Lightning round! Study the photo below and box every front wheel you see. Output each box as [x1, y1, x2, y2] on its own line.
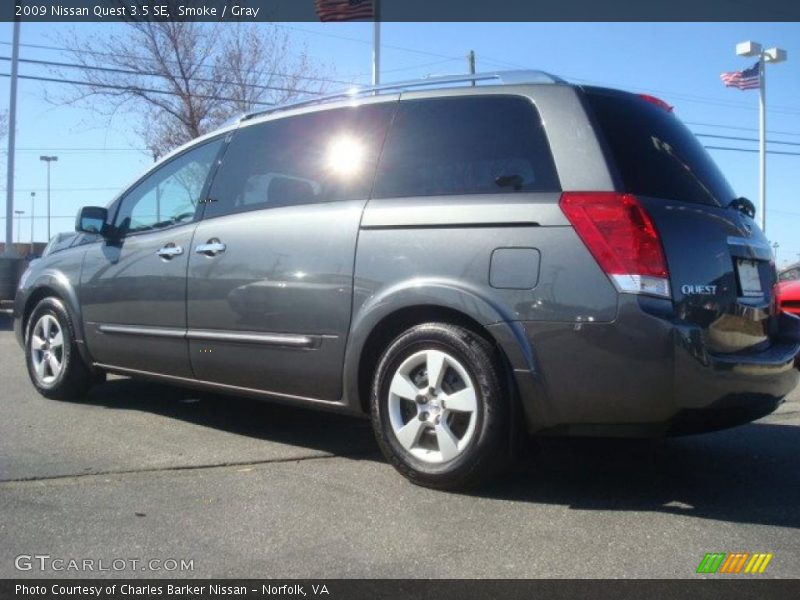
[25, 297, 93, 400]
[370, 323, 511, 490]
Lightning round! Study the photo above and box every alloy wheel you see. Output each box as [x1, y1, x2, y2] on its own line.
[30, 314, 65, 385]
[387, 349, 478, 464]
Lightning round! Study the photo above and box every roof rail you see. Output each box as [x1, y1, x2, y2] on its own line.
[240, 70, 566, 123]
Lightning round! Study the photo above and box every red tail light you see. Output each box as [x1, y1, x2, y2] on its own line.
[559, 192, 671, 298]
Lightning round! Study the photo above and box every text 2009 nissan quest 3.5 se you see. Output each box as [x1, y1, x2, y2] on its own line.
[14, 71, 800, 489]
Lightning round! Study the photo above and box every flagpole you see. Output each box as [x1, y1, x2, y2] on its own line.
[372, 1, 380, 85]
[3, 20, 20, 257]
[735, 41, 787, 233]
[758, 52, 766, 233]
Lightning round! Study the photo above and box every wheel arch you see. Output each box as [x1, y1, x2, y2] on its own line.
[343, 280, 537, 414]
[20, 273, 92, 367]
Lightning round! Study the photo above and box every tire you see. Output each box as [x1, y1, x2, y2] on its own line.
[370, 322, 511, 490]
[25, 297, 93, 400]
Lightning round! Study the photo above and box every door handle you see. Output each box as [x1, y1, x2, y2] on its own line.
[195, 239, 226, 257]
[157, 244, 183, 259]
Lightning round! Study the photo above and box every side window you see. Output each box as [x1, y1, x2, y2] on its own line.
[114, 139, 223, 235]
[204, 102, 396, 219]
[373, 96, 560, 198]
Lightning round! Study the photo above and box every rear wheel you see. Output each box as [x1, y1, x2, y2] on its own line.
[25, 297, 93, 400]
[370, 323, 510, 490]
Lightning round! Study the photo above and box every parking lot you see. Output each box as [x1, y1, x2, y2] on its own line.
[1, 311, 799, 579]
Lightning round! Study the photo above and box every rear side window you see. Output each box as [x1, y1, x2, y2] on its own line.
[584, 88, 736, 207]
[373, 96, 560, 198]
[204, 103, 396, 219]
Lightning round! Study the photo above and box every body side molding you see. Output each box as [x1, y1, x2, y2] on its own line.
[96, 324, 322, 349]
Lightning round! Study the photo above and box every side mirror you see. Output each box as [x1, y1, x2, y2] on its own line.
[75, 206, 108, 235]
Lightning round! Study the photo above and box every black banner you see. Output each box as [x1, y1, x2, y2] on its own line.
[0, 0, 799, 23]
[4, 580, 800, 600]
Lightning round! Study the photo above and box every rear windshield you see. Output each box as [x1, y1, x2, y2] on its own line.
[584, 88, 735, 207]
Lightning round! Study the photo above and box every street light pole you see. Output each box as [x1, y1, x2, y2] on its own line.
[39, 155, 58, 240]
[735, 41, 787, 234]
[30, 191, 36, 254]
[14, 210, 24, 244]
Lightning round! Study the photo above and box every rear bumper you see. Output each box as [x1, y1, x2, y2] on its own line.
[668, 313, 798, 435]
[665, 395, 782, 435]
[496, 296, 800, 437]
[672, 311, 799, 413]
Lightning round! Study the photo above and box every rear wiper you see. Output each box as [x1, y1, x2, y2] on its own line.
[728, 197, 756, 219]
[495, 174, 524, 191]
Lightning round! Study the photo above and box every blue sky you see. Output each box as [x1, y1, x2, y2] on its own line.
[1, 21, 799, 266]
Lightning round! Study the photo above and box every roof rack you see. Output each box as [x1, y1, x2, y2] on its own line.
[240, 70, 566, 123]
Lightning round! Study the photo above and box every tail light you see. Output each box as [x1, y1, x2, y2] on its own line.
[559, 192, 671, 299]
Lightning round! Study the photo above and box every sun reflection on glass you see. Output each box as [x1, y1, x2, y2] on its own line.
[326, 136, 365, 177]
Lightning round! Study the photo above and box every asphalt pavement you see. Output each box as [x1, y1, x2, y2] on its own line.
[1, 311, 799, 579]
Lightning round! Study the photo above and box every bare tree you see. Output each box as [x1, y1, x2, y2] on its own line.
[54, 20, 329, 157]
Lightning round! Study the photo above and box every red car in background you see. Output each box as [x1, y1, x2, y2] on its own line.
[777, 280, 800, 317]
[776, 279, 800, 368]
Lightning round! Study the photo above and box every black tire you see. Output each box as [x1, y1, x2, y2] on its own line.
[25, 297, 93, 400]
[370, 322, 511, 490]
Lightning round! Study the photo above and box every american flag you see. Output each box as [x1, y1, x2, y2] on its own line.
[315, 0, 375, 22]
[720, 62, 761, 90]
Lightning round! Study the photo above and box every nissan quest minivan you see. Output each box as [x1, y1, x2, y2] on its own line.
[14, 71, 800, 489]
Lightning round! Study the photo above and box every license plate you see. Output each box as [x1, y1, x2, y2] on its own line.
[736, 259, 763, 297]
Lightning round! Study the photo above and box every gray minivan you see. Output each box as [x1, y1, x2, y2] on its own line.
[14, 72, 800, 489]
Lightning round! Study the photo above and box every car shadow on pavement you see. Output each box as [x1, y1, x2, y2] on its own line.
[81, 376, 380, 458]
[0, 311, 13, 331]
[76, 376, 799, 529]
[481, 422, 800, 529]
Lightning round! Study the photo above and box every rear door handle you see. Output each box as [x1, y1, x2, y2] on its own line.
[195, 239, 226, 257]
[157, 244, 183, 259]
